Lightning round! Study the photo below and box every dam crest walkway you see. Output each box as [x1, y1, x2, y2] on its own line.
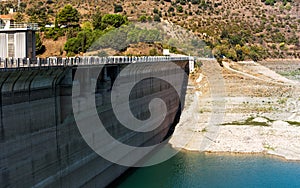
[0, 56, 191, 69]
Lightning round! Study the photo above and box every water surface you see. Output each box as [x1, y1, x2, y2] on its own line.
[116, 151, 300, 188]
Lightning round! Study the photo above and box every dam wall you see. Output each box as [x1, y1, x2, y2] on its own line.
[0, 58, 189, 187]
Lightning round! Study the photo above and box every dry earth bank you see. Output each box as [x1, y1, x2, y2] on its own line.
[170, 59, 300, 161]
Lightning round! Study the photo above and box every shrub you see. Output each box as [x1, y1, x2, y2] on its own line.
[149, 48, 158, 56]
[138, 15, 147, 22]
[168, 6, 175, 12]
[177, 5, 183, 13]
[114, 4, 123, 13]
[153, 14, 161, 22]
[191, 0, 200, 4]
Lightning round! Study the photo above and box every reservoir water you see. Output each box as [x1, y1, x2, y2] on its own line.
[116, 150, 300, 188]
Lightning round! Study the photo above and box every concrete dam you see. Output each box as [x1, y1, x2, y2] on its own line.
[0, 56, 190, 187]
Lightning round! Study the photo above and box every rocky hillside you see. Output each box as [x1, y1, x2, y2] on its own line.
[0, 0, 299, 59]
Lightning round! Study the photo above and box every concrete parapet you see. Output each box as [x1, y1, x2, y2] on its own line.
[0, 56, 190, 69]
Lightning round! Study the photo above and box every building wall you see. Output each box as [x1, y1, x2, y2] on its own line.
[27, 30, 36, 58]
[0, 30, 36, 58]
[15, 32, 26, 58]
[0, 33, 7, 57]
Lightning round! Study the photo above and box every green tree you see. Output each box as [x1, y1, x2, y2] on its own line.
[19, 2, 27, 12]
[212, 44, 229, 60]
[29, 15, 38, 24]
[64, 29, 94, 54]
[235, 44, 244, 61]
[26, 6, 49, 26]
[64, 38, 80, 54]
[57, 5, 80, 27]
[101, 14, 128, 29]
[35, 33, 45, 55]
[14, 12, 24, 23]
[77, 29, 94, 52]
[92, 10, 102, 29]
[94, 28, 128, 51]
[220, 29, 229, 39]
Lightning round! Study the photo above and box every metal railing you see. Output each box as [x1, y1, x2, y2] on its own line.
[0, 56, 190, 69]
[0, 23, 38, 30]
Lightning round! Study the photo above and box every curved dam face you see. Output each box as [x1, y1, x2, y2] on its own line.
[0, 60, 189, 187]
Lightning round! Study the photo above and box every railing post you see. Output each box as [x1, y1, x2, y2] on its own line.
[4, 58, 7, 68]
[75, 57, 80, 65]
[26, 58, 30, 67]
[46, 58, 50, 66]
[17, 58, 21, 68]
[70, 57, 74, 65]
[37, 57, 40, 67]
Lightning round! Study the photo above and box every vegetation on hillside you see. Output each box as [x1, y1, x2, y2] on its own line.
[0, 0, 299, 60]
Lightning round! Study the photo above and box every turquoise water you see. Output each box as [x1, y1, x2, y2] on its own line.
[116, 151, 300, 188]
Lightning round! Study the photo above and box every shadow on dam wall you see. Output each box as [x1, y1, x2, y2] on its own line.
[0, 60, 189, 188]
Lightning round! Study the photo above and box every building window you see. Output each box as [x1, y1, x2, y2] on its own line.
[7, 33, 14, 57]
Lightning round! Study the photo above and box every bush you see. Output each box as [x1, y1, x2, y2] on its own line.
[114, 4, 123, 13]
[191, 0, 200, 4]
[168, 6, 175, 12]
[149, 48, 158, 56]
[44, 28, 65, 40]
[138, 15, 147, 22]
[263, 0, 275, 6]
[153, 14, 161, 22]
[147, 16, 152, 22]
[180, 0, 186, 5]
[177, 5, 183, 13]
[64, 38, 80, 54]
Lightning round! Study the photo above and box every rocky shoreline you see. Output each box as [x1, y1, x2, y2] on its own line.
[170, 59, 300, 161]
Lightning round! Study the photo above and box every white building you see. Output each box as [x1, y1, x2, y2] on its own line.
[163, 49, 170, 56]
[0, 15, 38, 58]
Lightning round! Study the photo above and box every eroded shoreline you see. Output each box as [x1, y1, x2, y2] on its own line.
[170, 59, 300, 161]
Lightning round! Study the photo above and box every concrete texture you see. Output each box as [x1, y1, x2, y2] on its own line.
[0, 60, 189, 187]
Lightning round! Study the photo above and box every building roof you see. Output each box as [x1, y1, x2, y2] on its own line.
[0, 14, 14, 20]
